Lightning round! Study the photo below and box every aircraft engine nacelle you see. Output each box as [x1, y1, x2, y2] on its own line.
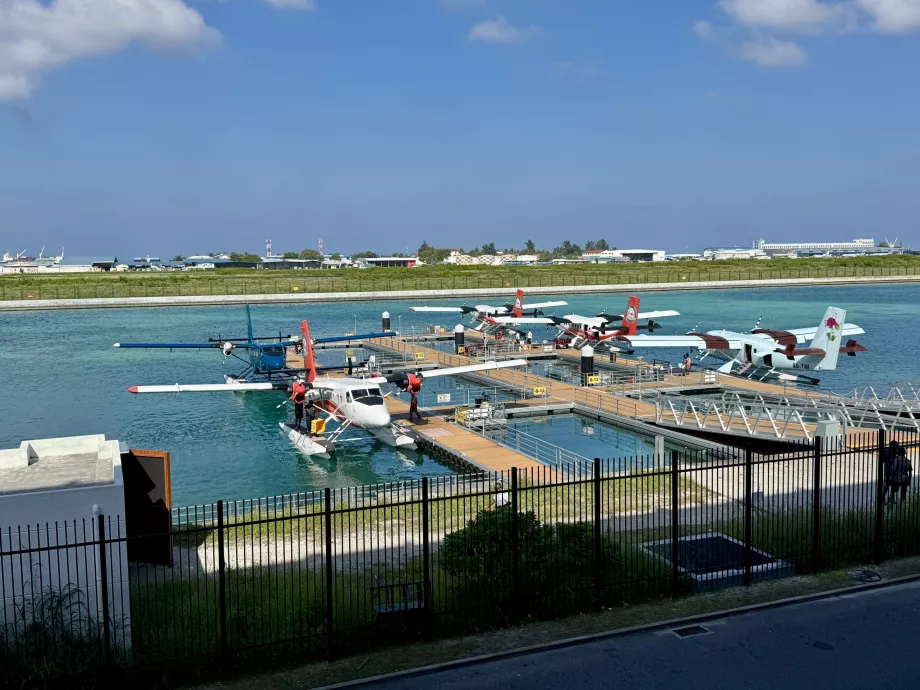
[222, 342, 234, 356]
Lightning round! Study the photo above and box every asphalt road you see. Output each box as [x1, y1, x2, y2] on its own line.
[363, 581, 920, 690]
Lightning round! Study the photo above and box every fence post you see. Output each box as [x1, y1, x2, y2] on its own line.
[874, 428, 887, 564]
[421, 478, 432, 638]
[216, 500, 227, 660]
[812, 438, 822, 571]
[670, 451, 680, 599]
[510, 468, 520, 621]
[324, 488, 334, 658]
[97, 514, 112, 667]
[743, 446, 753, 587]
[593, 457, 603, 609]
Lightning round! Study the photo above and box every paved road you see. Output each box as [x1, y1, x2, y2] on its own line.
[364, 581, 920, 689]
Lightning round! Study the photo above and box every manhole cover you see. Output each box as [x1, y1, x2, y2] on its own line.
[847, 570, 882, 583]
[672, 624, 711, 639]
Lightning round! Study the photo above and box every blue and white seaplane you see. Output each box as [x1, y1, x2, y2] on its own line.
[116, 308, 527, 457]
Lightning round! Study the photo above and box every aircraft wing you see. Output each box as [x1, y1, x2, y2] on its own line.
[314, 332, 396, 344]
[492, 317, 557, 325]
[409, 306, 467, 313]
[784, 324, 865, 344]
[366, 359, 528, 384]
[522, 300, 568, 310]
[127, 382, 285, 394]
[114, 342, 222, 349]
[620, 334, 744, 350]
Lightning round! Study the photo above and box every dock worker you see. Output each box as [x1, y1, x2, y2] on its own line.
[291, 380, 307, 430]
[490, 481, 510, 509]
[407, 373, 423, 423]
[526, 331, 533, 346]
[890, 446, 913, 504]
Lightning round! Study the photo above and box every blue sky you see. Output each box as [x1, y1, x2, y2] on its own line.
[1, 0, 919, 258]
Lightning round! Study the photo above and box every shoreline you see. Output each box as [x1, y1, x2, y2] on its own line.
[1, 274, 918, 311]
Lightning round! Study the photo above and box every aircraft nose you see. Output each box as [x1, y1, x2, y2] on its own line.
[367, 405, 391, 429]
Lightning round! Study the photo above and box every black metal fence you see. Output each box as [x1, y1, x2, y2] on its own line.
[2, 430, 919, 685]
[3, 264, 920, 301]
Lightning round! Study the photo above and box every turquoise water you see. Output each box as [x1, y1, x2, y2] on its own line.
[0, 283, 916, 504]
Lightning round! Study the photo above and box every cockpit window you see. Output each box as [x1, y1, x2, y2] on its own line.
[263, 346, 284, 356]
[354, 388, 384, 406]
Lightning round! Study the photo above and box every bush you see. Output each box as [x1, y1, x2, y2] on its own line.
[438, 510, 623, 625]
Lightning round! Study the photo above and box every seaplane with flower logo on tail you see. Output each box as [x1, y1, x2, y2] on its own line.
[614, 307, 867, 385]
[119, 316, 528, 457]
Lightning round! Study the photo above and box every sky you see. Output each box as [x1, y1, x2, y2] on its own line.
[1, 0, 920, 258]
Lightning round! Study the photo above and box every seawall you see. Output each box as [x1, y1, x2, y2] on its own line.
[2, 274, 918, 312]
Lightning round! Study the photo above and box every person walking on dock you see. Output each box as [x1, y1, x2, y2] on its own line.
[890, 447, 913, 504]
[409, 392, 423, 423]
[883, 440, 899, 501]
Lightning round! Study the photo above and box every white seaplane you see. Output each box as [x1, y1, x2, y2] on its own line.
[409, 289, 568, 333]
[616, 307, 867, 385]
[125, 319, 528, 458]
[493, 295, 680, 351]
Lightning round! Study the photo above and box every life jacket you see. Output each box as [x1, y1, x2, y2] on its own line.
[291, 381, 307, 404]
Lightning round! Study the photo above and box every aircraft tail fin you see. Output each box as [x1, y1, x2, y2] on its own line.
[245, 305, 254, 344]
[300, 320, 317, 383]
[512, 289, 524, 318]
[622, 296, 640, 335]
[809, 307, 845, 371]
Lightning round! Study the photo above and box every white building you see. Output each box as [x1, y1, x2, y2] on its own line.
[702, 247, 769, 261]
[753, 238, 879, 256]
[1, 435, 132, 648]
[582, 249, 666, 263]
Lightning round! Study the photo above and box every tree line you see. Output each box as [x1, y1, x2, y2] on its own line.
[414, 239, 614, 263]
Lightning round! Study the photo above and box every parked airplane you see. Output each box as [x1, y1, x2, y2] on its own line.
[125, 318, 528, 457]
[409, 289, 568, 333]
[493, 295, 680, 351]
[617, 307, 866, 384]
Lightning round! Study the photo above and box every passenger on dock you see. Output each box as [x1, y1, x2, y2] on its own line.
[291, 381, 307, 430]
[526, 331, 533, 346]
[890, 447, 913, 504]
[883, 440, 899, 500]
[490, 481, 510, 509]
[684, 354, 693, 375]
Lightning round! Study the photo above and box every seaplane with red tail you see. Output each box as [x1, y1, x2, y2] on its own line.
[409, 289, 568, 334]
[492, 295, 680, 352]
[118, 313, 528, 458]
[616, 307, 867, 385]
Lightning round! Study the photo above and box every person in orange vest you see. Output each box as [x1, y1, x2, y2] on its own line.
[407, 373, 423, 423]
[291, 381, 307, 430]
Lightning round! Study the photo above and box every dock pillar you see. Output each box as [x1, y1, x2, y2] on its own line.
[454, 324, 465, 355]
[580, 345, 595, 386]
[382, 311, 391, 332]
[654, 435, 665, 467]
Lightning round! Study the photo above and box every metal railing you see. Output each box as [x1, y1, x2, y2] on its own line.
[6, 430, 920, 688]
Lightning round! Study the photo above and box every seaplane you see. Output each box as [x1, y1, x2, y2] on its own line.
[616, 307, 867, 385]
[492, 295, 681, 352]
[409, 289, 568, 334]
[113, 305, 396, 385]
[118, 314, 528, 458]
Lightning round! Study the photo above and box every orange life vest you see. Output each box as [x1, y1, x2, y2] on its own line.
[291, 381, 307, 403]
[407, 373, 422, 395]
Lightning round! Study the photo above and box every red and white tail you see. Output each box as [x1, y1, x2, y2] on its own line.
[512, 289, 524, 318]
[300, 320, 317, 383]
[621, 296, 640, 335]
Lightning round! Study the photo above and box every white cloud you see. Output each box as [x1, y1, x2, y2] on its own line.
[697, 0, 920, 67]
[719, 0, 846, 31]
[0, 0, 220, 101]
[738, 37, 808, 65]
[858, 0, 920, 32]
[469, 16, 543, 44]
[264, 0, 315, 10]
